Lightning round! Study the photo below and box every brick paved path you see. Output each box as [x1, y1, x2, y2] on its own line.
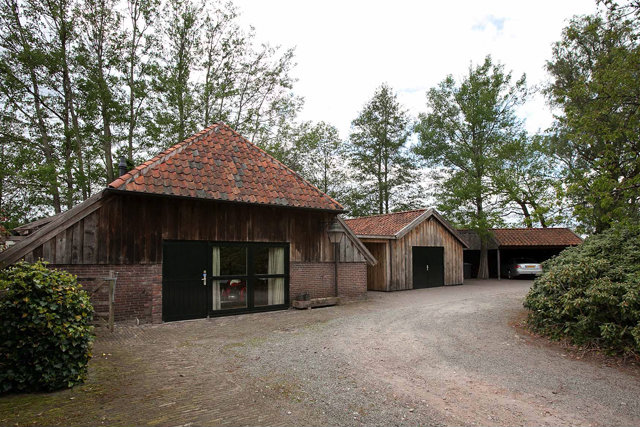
[1, 306, 344, 426]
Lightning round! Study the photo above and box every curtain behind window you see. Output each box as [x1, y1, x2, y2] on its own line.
[212, 247, 221, 310]
[268, 247, 285, 305]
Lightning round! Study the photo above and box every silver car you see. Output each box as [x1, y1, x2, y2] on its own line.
[503, 258, 543, 279]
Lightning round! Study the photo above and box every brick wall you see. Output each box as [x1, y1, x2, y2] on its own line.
[337, 262, 368, 300]
[49, 264, 162, 324]
[290, 262, 367, 302]
[48, 261, 366, 324]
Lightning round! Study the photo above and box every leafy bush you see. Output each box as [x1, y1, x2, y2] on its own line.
[0, 261, 94, 392]
[524, 225, 640, 355]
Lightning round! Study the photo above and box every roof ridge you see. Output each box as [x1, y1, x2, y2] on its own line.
[108, 123, 220, 189]
[214, 123, 343, 211]
[344, 208, 428, 221]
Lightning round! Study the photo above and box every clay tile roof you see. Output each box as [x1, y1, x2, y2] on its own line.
[108, 123, 343, 211]
[343, 209, 428, 236]
[491, 228, 583, 247]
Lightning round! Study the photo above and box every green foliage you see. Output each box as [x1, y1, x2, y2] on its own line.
[76, 0, 128, 184]
[0, 0, 301, 227]
[150, 0, 203, 144]
[264, 121, 348, 201]
[492, 135, 568, 228]
[0, 102, 50, 228]
[346, 83, 420, 216]
[0, 261, 94, 392]
[524, 224, 640, 355]
[415, 55, 527, 278]
[545, 4, 640, 233]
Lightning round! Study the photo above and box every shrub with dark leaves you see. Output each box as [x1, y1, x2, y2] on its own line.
[0, 261, 94, 392]
[524, 225, 640, 355]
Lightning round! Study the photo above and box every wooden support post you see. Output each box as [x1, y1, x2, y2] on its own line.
[497, 249, 501, 281]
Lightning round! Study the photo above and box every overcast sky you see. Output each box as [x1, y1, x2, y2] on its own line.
[233, 0, 598, 138]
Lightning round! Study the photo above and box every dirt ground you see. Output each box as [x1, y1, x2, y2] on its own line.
[1, 279, 639, 426]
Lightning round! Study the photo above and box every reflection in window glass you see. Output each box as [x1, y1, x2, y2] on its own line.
[254, 247, 269, 274]
[220, 247, 246, 275]
[254, 277, 284, 306]
[211, 244, 286, 312]
[254, 278, 268, 306]
[254, 247, 285, 275]
[217, 279, 247, 310]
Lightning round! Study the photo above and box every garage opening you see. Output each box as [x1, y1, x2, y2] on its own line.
[412, 246, 444, 288]
[463, 247, 568, 279]
[162, 241, 289, 321]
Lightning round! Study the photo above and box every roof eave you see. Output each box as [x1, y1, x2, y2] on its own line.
[498, 243, 581, 249]
[104, 187, 346, 213]
[354, 234, 395, 240]
[0, 190, 108, 268]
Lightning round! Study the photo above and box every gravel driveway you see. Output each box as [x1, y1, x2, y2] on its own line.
[2, 279, 639, 426]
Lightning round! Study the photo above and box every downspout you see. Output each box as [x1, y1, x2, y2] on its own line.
[326, 218, 344, 298]
[334, 242, 339, 297]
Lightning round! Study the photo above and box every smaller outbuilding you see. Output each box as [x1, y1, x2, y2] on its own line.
[344, 209, 467, 291]
[458, 228, 583, 278]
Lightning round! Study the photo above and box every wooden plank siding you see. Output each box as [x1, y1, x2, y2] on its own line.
[363, 241, 389, 291]
[391, 217, 463, 288]
[23, 193, 366, 265]
[360, 217, 464, 290]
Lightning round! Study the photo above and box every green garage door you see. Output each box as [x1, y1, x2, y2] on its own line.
[412, 246, 444, 288]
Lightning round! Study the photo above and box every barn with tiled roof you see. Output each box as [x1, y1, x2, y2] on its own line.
[0, 124, 375, 323]
[108, 123, 343, 211]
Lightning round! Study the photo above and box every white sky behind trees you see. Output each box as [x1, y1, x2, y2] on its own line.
[233, 0, 598, 138]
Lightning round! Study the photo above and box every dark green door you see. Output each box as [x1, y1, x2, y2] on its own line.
[412, 246, 444, 288]
[162, 241, 290, 321]
[162, 241, 210, 321]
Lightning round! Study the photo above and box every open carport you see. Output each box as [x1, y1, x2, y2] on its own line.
[458, 228, 583, 279]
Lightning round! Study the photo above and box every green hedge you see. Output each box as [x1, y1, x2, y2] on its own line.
[0, 261, 95, 392]
[524, 225, 640, 355]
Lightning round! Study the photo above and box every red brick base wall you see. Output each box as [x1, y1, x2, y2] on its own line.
[49, 264, 162, 324]
[290, 262, 367, 301]
[49, 261, 366, 324]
